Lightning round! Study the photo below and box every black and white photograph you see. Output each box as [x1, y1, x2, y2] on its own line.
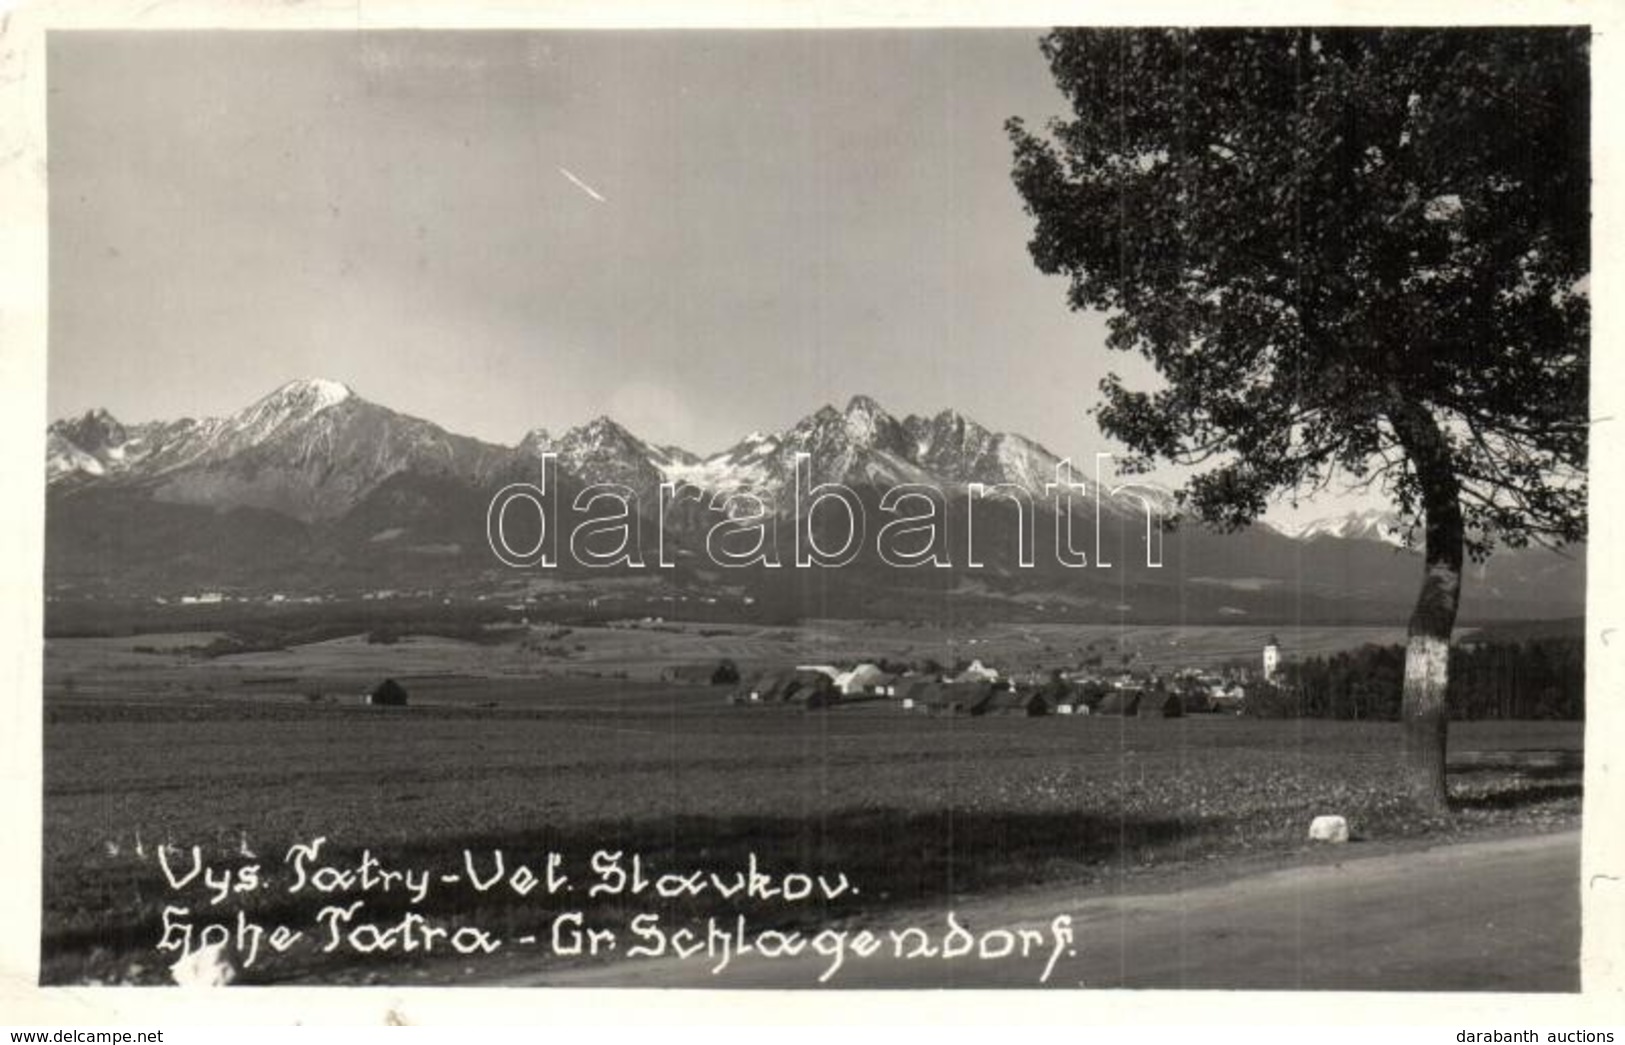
[13, 4, 1619, 1011]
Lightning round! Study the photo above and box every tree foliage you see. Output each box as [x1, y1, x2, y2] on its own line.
[1008, 28, 1588, 558]
[1240, 637, 1584, 721]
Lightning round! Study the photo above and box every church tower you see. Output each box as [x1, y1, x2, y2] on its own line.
[1263, 635, 1281, 683]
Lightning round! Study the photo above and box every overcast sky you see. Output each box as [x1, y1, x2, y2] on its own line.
[48, 30, 1375, 523]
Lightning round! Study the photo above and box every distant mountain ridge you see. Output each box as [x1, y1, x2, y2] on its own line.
[43, 379, 1586, 622]
[1271, 507, 1411, 547]
[51, 379, 511, 522]
[50, 380, 1166, 522]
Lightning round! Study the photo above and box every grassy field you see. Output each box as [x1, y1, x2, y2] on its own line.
[40, 624, 1582, 986]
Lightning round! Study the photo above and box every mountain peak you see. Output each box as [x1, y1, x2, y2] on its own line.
[845, 394, 886, 417]
[1282, 507, 1410, 546]
[50, 407, 127, 452]
[271, 378, 355, 410]
[838, 395, 903, 448]
[577, 414, 631, 436]
[561, 416, 648, 452]
[225, 379, 358, 442]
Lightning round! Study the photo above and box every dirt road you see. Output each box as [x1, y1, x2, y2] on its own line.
[513, 830, 1580, 990]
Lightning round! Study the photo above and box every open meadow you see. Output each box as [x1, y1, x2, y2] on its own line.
[41, 621, 1582, 986]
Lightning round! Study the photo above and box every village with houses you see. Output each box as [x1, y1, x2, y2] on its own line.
[348, 633, 1283, 715]
[674, 636, 1282, 719]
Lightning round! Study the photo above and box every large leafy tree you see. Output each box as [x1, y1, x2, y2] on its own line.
[1009, 28, 1588, 810]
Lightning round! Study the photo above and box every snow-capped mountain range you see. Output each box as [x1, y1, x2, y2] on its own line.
[48, 379, 1174, 524]
[1270, 507, 1411, 548]
[42, 379, 1584, 620]
[49, 379, 510, 522]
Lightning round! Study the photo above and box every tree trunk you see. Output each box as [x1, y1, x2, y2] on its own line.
[1388, 402, 1466, 812]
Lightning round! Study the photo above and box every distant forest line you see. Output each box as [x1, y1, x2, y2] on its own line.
[1248, 636, 1585, 721]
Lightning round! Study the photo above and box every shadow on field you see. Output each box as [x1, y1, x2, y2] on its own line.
[41, 807, 1203, 985]
[1448, 748, 1581, 776]
[1448, 762, 1581, 781]
[1451, 782, 1583, 811]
